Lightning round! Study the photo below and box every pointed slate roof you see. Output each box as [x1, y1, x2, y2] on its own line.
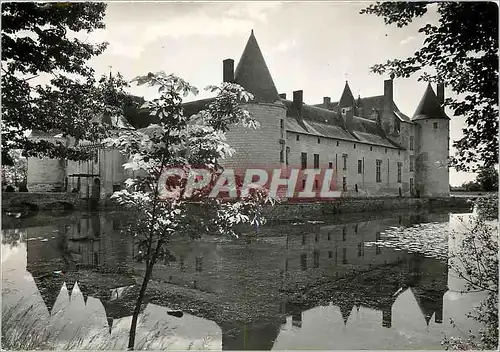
[338, 81, 355, 107]
[234, 30, 279, 102]
[412, 84, 449, 121]
[33, 274, 65, 315]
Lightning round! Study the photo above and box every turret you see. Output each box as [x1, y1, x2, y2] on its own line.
[220, 30, 286, 172]
[412, 83, 450, 197]
[338, 81, 355, 132]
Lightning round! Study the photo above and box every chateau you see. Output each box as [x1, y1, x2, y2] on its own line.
[27, 30, 450, 199]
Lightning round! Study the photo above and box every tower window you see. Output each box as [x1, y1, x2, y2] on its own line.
[376, 159, 382, 182]
[433, 122, 438, 129]
[301, 152, 307, 169]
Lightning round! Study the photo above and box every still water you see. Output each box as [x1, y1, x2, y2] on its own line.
[2, 209, 485, 350]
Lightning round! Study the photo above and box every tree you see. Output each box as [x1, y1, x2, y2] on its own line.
[1, 149, 27, 189]
[106, 72, 274, 350]
[476, 166, 499, 192]
[444, 195, 498, 350]
[461, 181, 482, 192]
[1, 3, 132, 165]
[360, 2, 499, 171]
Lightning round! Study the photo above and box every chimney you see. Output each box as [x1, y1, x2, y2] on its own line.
[435, 297, 443, 323]
[293, 90, 303, 111]
[437, 83, 444, 106]
[279, 93, 287, 99]
[382, 307, 392, 328]
[384, 79, 393, 111]
[381, 79, 395, 136]
[223, 59, 234, 83]
[323, 97, 331, 109]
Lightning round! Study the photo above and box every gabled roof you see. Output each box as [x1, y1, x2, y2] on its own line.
[338, 81, 355, 107]
[90, 113, 135, 130]
[412, 84, 449, 121]
[281, 99, 403, 149]
[234, 30, 279, 102]
[314, 95, 412, 123]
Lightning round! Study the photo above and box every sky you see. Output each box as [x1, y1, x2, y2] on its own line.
[80, 1, 476, 186]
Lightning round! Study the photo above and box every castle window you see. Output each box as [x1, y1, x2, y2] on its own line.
[433, 122, 438, 129]
[409, 136, 414, 151]
[301, 152, 307, 169]
[296, 134, 300, 141]
[342, 154, 348, 170]
[337, 141, 339, 147]
[314, 154, 320, 169]
[376, 159, 382, 183]
[328, 161, 333, 169]
[317, 137, 321, 144]
[397, 162, 402, 183]
[410, 155, 415, 172]
[370, 146, 373, 151]
[301, 253, 307, 270]
[313, 250, 320, 268]
[385, 148, 388, 154]
[355, 184, 358, 192]
[357, 160, 363, 174]
[353, 143, 356, 149]
[195, 256, 203, 272]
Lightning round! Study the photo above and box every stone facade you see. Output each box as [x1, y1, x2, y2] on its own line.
[26, 30, 450, 199]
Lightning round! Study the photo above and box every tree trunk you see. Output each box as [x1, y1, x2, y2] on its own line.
[127, 260, 155, 350]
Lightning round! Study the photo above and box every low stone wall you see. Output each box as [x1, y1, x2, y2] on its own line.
[262, 197, 472, 221]
[2, 192, 84, 211]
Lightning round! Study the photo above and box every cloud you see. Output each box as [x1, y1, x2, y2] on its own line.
[400, 35, 416, 45]
[276, 39, 297, 52]
[87, 3, 283, 60]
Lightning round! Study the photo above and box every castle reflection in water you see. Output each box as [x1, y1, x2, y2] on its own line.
[21, 211, 450, 350]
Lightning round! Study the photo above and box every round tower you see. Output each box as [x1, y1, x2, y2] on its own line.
[220, 30, 287, 172]
[26, 132, 67, 192]
[413, 83, 450, 197]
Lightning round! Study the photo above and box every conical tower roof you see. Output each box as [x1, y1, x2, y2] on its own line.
[339, 81, 355, 108]
[339, 302, 354, 325]
[234, 30, 279, 102]
[33, 274, 65, 315]
[412, 84, 449, 121]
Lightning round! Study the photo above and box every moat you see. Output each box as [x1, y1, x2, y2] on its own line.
[2, 209, 486, 350]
